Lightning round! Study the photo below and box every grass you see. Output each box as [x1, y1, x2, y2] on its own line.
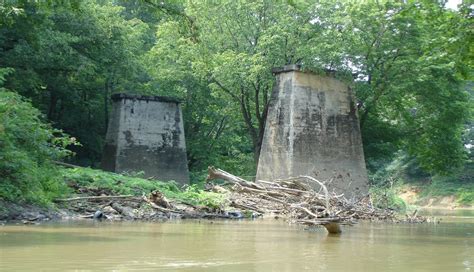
[61, 167, 228, 209]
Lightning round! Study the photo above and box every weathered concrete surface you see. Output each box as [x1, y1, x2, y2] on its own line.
[256, 65, 369, 199]
[101, 93, 189, 184]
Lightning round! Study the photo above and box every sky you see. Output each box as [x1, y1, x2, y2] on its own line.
[445, 0, 463, 10]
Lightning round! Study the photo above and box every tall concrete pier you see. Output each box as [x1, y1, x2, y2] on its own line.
[101, 93, 189, 184]
[256, 65, 368, 198]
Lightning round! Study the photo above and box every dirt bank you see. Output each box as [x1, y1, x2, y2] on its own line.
[0, 200, 70, 223]
[398, 186, 473, 210]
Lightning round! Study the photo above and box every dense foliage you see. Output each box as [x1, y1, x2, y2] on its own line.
[0, 75, 74, 203]
[1, 1, 152, 165]
[147, 1, 472, 177]
[0, 1, 472, 204]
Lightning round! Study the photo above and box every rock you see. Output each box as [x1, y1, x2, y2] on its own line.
[103, 206, 118, 214]
[226, 211, 243, 219]
[93, 210, 104, 220]
[110, 202, 136, 219]
[22, 220, 39, 225]
[25, 213, 46, 221]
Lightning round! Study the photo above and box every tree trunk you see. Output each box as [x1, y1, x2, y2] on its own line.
[47, 91, 57, 120]
[103, 81, 110, 134]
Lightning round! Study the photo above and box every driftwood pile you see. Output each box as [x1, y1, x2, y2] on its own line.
[206, 167, 410, 233]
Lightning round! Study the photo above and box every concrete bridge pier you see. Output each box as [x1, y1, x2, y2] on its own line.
[101, 93, 189, 184]
[256, 65, 368, 199]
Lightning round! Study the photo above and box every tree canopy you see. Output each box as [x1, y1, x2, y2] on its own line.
[1, 0, 472, 182]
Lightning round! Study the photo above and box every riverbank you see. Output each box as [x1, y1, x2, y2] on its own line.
[0, 200, 66, 223]
[1, 167, 429, 230]
[398, 185, 474, 210]
[0, 166, 234, 224]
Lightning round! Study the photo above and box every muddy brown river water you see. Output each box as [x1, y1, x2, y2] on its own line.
[0, 209, 473, 271]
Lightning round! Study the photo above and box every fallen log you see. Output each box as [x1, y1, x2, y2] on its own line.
[55, 195, 137, 202]
[141, 194, 247, 219]
[207, 166, 266, 190]
[110, 202, 136, 219]
[292, 205, 320, 218]
[230, 200, 265, 214]
[235, 183, 286, 198]
[273, 176, 330, 212]
[53, 160, 81, 168]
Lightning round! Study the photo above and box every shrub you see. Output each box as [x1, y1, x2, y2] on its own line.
[0, 89, 75, 204]
[370, 186, 407, 212]
[457, 189, 474, 205]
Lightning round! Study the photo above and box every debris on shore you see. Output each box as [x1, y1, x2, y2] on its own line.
[206, 167, 410, 233]
[1, 166, 428, 233]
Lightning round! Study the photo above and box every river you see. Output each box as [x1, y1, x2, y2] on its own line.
[1, 209, 473, 271]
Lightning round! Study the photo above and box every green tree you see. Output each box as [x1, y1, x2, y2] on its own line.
[315, 1, 471, 174]
[0, 71, 75, 203]
[145, 19, 255, 177]
[1, 0, 470, 180]
[148, 0, 471, 175]
[148, 1, 318, 164]
[1, 0, 150, 164]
